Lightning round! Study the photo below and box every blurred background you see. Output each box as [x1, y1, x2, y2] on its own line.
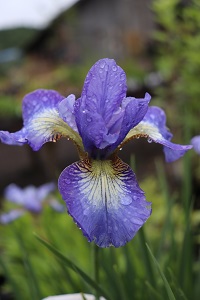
[0, 0, 200, 299]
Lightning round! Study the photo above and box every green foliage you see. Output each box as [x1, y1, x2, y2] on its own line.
[0, 156, 199, 300]
[152, 0, 200, 133]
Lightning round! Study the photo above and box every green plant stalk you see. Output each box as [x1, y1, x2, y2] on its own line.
[146, 243, 176, 300]
[92, 243, 100, 300]
[35, 234, 111, 300]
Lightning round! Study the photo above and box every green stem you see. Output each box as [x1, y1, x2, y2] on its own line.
[92, 243, 100, 300]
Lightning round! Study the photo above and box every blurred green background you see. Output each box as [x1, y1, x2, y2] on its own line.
[0, 0, 200, 299]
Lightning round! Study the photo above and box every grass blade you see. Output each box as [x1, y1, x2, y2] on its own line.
[146, 243, 176, 300]
[35, 233, 111, 300]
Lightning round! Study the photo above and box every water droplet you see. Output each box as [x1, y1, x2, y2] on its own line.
[120, 73, 125, 80]
[119, 147, 122, 151]
[121, 196, 132, 205]
[87, 117, 92, 122]
[82, 110, 86, 113]
[65, 179, 71, 184]
[83, 207, 90, 216]
[100, 61, 105, 68]
[112, 65, 117, 72]
[147, 137, 152, 143]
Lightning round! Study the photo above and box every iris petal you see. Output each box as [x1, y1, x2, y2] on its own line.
[191, 135, 200, 154]
[106, 93, 151, 156]
[123, 106, 192, 162]
[0, 210, 25, 224]
[0, 89, 83, 151]
[74, 58, 127, 153]
[58, 157, 151, 248]
[74, 58, 151, 157]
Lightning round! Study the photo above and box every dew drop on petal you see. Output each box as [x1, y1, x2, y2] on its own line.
[100, 61, 105, 68]
[87, 117, 92, 122]
[83, 207, 90, 216]
[112, 65, 117, 72]
[147, 137, 152, 143]
[120, 196, 132, 205]
[120, 73, 126, 80]
[65, 179, 71, 184]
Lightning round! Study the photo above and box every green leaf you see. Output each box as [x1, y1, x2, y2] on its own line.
[146, 243, 176, 300]
[34, 234, 111, 300]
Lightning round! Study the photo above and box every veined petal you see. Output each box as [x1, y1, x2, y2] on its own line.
[58, 157, 151, 248]
[106, 93, 151, 156]
[58, 94, 78, 132]
[0, 210, 25, 224]
[0, 89, 83, 152]
[0, 129, 26, 146]
[74, 59, 128, 153]
[191, 135, 200, 154]
[123, 106, 192, 162]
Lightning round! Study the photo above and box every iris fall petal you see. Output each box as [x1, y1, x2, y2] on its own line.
[191, 135, 200, 154]
[124, 106, 192, 162]
[58, 157, 151, 248]
[0, 89, 83, 151]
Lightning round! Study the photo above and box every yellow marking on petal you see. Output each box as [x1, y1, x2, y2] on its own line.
[29, 108, 84, 154]
[76, 157, 131, 209]
[116, 122, 163, 151]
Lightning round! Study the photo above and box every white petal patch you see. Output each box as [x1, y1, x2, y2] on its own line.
[125, 121, 163, 143]
[25, 107, 83, 151]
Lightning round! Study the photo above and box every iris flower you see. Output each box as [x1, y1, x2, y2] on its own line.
[0, 183, 64, 224]
[191, 136, 200, 154]
[0, 58, 192, 247]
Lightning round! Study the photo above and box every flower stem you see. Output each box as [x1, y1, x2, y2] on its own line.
[92, 243, 100, 300]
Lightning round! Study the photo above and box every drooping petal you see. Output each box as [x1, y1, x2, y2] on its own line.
[0, 129, 26, 146]
[4, 183, 56, 213]
[0, 89, 83, 151]
[191, 135, 200, 154]
[58, 157, 151, 248]
[123, 106, 192, 162]
[0, 210, 25, 224]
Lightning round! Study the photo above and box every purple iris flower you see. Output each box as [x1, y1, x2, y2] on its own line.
[0, 58, 192, 247]
[191, 135, 200, 154]
[0, 183, 65, 224]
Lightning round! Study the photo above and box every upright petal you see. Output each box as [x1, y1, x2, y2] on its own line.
[74, 59, 127, 153]
[123, 106, 192, 162]
[58, 157, 151, 248]
[191, 135, 200, 154]
[0, 89, 83, 151]
[106, 93, 151, 156]
[58, 94, 78, 132]
[74, 58, 150, 157]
